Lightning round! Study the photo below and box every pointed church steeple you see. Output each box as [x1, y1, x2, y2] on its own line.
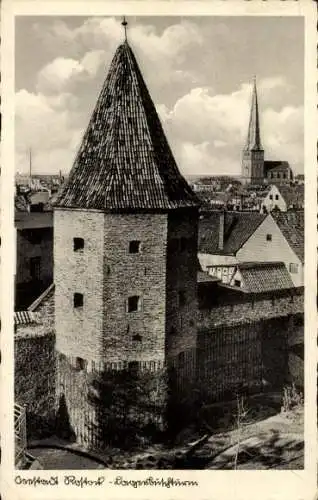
[55, 41, 198, 211]
[241, 77, 265, 185]
[245, 76, 263, 152]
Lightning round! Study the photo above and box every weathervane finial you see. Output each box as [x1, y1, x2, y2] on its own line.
[121, 16, 128, 42]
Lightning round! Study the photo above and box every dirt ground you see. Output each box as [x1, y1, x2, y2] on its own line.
[28, 397, 304, 470]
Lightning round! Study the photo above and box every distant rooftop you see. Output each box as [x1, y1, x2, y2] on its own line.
[198, 211, 266, 255]
[271, 211, 304, 263]
[236, 261, 294, 293]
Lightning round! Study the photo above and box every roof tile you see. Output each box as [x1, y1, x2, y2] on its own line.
[54, 42, 198, 212]
[198, 210, 266, 255]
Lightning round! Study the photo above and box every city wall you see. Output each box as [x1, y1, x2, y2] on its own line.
[14, 285, 304, 447]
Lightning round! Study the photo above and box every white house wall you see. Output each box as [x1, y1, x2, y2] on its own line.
[237, 215, 303, 286]
[198, 253, 238, 271]
[261, 185, 287, 213]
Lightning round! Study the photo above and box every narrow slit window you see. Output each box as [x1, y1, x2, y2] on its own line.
[74, 293, 83, 308]
[129, 240, 141, 254]
[127, 295, 140, 313]
[132, 334, 142, 342]
[75, 357, 86, 371]
[73, 237, 84, 251]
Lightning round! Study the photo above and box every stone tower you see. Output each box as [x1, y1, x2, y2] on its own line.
[53, 40, 199, 446]
[241, 78, 264, 185]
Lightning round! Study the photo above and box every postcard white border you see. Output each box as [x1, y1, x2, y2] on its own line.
[1, 1, 317, 500]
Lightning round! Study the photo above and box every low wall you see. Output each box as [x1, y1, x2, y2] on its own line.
[195, 314, 303, 404]
[15, 331, 56, 439]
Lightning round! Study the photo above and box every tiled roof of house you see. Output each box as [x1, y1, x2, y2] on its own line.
[54, 42, 198, 212]
[271, 211, 304, 263]
[237, 261, 294, 292]
[277, 185, 304, 207]
[198, 211, 266, 255]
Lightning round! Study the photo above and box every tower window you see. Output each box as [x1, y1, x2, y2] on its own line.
[132, 334, 142, 342]
[74, 293, 83, 308]
[127, 295, 141, 312]
[75, 357, 86, 371]
[170, 326, 177, 336]
[73, 237, 84, 251]
[129, 240, 141, 254]
[266, 234, 272, 241]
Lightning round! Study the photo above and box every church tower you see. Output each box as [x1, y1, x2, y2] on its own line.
[241, 78, 264, 185]
[53, 35, 199, 446]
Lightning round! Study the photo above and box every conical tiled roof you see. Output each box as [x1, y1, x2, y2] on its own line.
[54, 42, 199, 211]
[244, 78, 263, 152]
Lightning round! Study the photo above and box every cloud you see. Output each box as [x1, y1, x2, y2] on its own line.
[32, 17, 203, 92]
[36, 50, 106, 94]
[15, 89, 83, 173]
[16, 18, 303, 177]
[159, 78, 303, 176]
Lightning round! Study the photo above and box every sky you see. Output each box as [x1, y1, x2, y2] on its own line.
[15, 16, 304, 177]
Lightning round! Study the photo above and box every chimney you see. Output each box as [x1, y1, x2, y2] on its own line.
[219, 209, 225, 250]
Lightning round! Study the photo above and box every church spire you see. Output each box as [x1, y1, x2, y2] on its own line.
[245, 76, 263, 151]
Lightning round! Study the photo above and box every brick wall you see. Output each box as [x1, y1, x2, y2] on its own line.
[238, 215, 303, 286]
[101, 213, 168, 363]
[54, 209, 105, 361]
[166, 209, 198, 360]
[198, 289, 303, 328]
[196, 314, 301, 403]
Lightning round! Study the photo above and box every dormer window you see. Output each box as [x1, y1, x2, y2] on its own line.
[73, 237, 84, 251]
[129, 240, 141, 254]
